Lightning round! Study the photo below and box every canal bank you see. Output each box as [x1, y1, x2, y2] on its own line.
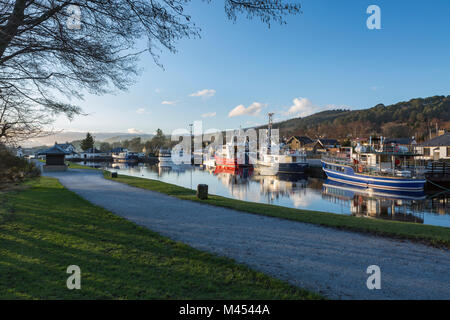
[41, 169, 450, 299]
[99, 161, 449, 228]
[103, 170, 449, 247]
[1, 176, 316, 299]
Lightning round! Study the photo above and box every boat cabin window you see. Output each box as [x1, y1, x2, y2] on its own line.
[324, 163, 345, 172]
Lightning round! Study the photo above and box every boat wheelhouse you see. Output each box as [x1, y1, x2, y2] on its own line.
[214, 142, 252, 168]
[112, 148, 138, 163]
[157, 148, 173, 166]
[257, 150, 308, 175]
[256, 112, 309, 175]
[321, 140, 426, 192]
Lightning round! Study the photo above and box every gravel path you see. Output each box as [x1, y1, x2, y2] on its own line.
[44, 169, 450, 299]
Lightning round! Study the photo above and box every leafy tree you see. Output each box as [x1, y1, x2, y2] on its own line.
[99, 142, 111, 152]
[128, 137, 143, 152]
[145, 128, 168, 154]
[80, 132, 94, 151]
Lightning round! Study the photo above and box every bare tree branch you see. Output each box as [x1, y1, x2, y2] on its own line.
[0, 0, 301, 144]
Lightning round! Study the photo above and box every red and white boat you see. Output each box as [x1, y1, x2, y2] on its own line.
[214, 143, 253, 168]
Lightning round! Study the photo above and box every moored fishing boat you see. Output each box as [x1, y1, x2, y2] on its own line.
[257, 150, 308, 175]
[214, 142, 252, 168]
[256, 112, 308, 175]
[112, 148, 138, 163]
[321, 139, 426, 191]
[157, 148, 173, 166]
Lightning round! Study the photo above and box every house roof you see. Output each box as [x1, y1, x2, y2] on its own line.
[38, 144, 68, 155]
[318, 138, 338, 145]
[83, 148, 102, 154]
[384, 138, 413, 145]
[420, 132, 450, 147]
[110, 147, 127, 153]
[56, 143, 74, 149]
[288, 136, 313, 144]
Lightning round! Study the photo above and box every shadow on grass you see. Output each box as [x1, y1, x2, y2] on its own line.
[0, 177, 320, 300]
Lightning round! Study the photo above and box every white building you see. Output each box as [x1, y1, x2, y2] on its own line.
[417, 132, 450, 160]
[79, 148, 108, 159]
[56, 143, 79, 159]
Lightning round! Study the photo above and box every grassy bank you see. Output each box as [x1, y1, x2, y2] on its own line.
[104, 172, 450, 248]
[66, 162, 98, 170]
[0, 177, 319, 299]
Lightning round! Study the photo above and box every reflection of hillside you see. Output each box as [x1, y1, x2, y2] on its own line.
[152, 163, 188, 177]
[321, 181, 426, 224]
[305, 177, 324, 190]
[428, 195, 449, 215]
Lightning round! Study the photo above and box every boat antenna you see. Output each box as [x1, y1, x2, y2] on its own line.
[268, 112, 274, 154]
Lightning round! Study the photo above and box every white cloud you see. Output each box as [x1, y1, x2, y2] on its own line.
[245, 121, 261, 126]
[136, 108, 149, 114]
[161, 100, 177, 105]
[282, 97, 317, 117]
[228, 102, 266, 118]
[127, 128, 143, 134]
[201, 112, 216, 118]
[155, 88, 161, 93]
[282, 97, 352, 118]
[189, 89, 216, 98]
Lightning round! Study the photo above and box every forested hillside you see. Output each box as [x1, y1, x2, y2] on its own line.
[270, 95, 450, 141]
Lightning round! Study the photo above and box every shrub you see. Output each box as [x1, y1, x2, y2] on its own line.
[0, 145, 40, 186]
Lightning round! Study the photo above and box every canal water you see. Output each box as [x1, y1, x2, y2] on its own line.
[85, 162, 450, 228]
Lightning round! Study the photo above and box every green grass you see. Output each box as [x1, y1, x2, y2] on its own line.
[37, 159, 97, 170]
[66, 162, 98, 170]
[0, 177, 319, 300]
[104, 172, 450, 248]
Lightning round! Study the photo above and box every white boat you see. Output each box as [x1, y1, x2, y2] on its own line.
[256, 113, 308, 175]
[158, 149, 174, 166]
[257, 150, 309, 175]
[112, 148, 138, 163]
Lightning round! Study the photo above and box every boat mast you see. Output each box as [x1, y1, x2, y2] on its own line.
[268, 112, 274, 154]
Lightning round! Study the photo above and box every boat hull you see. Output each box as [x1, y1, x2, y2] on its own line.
[113, 157, 138, 163]
[321, 160, 426, 191]
[257, 162, 308, 174]
[215, 156, 252, 168]
[158, 156, 173, 166]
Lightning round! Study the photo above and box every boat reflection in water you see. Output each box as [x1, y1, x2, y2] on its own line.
[212, 166, 254, 200]
[85, 161, 449, 227]
[322, 179, 427, 223]
[253, 173, 308, 204]
[212, 165, 309, 205]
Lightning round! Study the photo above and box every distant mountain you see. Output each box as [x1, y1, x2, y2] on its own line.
[102, 134, 154, 143]
[265, 95, 450, 142]
[22, 131, 154, 147]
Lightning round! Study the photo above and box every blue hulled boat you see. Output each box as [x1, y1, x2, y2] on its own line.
[321, 141, 426, 192]
[257, 151, 309, 175]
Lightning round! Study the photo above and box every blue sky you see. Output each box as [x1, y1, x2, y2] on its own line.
[54, 0, 450, 135]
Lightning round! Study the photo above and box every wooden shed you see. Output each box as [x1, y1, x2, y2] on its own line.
[38, 144, 68, 172]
